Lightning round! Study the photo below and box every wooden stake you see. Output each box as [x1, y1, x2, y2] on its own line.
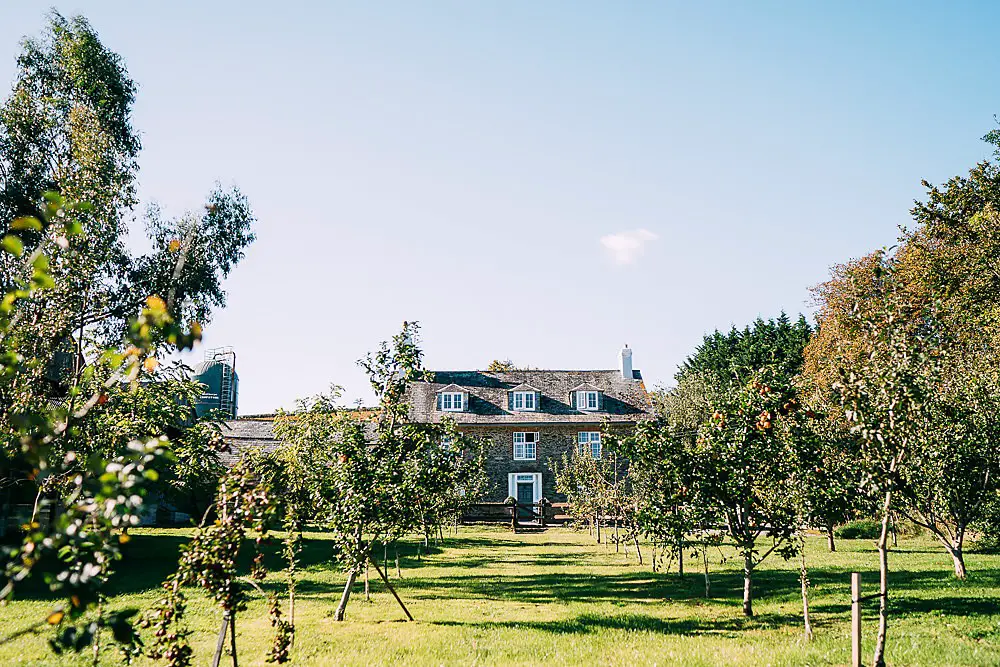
[212, 611, 229, 667]
[851, 572, 862, 667]
[369, 556, 414, 621]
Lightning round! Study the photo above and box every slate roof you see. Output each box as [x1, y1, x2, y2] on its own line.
[219, 418, 279, 465]
[219, 411, 377, 465]
[408, 369, 650, 424]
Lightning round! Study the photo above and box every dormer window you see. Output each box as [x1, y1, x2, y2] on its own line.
[508, 384, 541, 412]
[575, 390, 599, 411]
[570, 383, 602, 411]
[512, 391, 536, 411]
[440, 392, 464, 411]
[436, 385, 468, 412]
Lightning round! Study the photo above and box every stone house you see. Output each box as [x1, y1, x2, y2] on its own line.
[219, 346, 650, 507]
[406, 346, 650, 504]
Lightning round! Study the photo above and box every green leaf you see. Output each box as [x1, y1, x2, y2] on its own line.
[31, 270, 55, 290]
[11, 217, 42, 231]
[1, 235, 23, 257]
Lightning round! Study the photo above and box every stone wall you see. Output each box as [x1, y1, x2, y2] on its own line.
[457, 423, 630, 502]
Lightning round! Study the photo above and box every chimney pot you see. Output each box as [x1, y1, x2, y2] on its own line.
[619, 345, 633, 380]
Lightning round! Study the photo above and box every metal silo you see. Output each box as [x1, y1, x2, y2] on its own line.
[192, 347, 239, 418]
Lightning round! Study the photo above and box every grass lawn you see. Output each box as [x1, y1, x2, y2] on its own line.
[1, 526, 998, 666]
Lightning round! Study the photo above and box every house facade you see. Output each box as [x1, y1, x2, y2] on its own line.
[406, 346, 650, 504]
[219, 347, 650, 507]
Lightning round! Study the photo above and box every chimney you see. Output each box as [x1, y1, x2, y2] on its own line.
[619, 344, 633, 380]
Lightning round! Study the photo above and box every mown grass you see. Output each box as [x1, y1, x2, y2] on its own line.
[0, 526, 998, 666]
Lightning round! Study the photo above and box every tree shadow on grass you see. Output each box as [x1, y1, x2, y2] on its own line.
[432, 611, 805, 636]
[7, 531, 345, 601]
[394, 560, 1000, 623]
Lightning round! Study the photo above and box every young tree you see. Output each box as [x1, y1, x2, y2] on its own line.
[144, 454, 288, 667]
[610, 418, 705, 576]
[555, 446, 617, 545]
[695, 366, 801, 617]
[893, 350, 1000, 579]
[272, 322, 485, 622]
[833, 292, 939, 667]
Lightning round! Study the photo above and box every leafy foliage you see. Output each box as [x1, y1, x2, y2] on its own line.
[272, 322, 486, 622]
[143, 456, 288, 666]
[0, 193, 201, 658]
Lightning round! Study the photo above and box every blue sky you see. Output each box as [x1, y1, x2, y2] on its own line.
[2, 2, 999, 412]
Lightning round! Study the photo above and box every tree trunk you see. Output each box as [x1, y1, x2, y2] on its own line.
[288, 574, 296, 651]
[873, 491, 892, 667]
[91, 598, 103, 667]
[678, 537, 684, 577]
[743, 551, 754, 617]
[826, 525, 836, 552]
[800, 549, 813, 641]
[334, 569, 358, 621]
[364, 562, 370, 600]
[596, 511, 601, 544]
[943, 542, 967, 580]
[229, 610, 239, 667]
[702, 544, 711, 598]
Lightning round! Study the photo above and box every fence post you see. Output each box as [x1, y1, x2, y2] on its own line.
[851, 572, 862, 667]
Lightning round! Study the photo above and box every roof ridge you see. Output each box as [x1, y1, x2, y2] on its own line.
[431, 369, 638, 373]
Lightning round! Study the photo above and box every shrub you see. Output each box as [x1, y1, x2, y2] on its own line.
[970, 533, 1000, 554]
[835, 519, 882, 539]
[894, 519, 925, 538]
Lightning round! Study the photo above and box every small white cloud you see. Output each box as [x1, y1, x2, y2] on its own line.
[600, 229, 659, 265]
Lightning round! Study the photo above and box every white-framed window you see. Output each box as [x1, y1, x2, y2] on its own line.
[440, 435, 454, 451]
[440, 392, 464, 411]
[512, 391, 537, 411]
[513, 432, 538, 460]
[578, 431, 601, 459]
[577, 391, 599, 411]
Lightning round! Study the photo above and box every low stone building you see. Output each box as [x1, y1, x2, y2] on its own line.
[406, 346, 650, 503]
